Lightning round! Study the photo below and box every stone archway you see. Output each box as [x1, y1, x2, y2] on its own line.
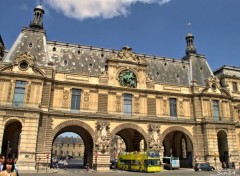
[160, 126, 194, 168]
[2, 118, 23, 159]
[50, 120, 96, 168]
[217, 130, 229, 164]
[110, 123, 149, 155]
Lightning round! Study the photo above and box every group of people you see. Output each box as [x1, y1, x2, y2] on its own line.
[52, 157, 69, 170]
[0, 154, 18, 176]
[222, 161, 236, 170]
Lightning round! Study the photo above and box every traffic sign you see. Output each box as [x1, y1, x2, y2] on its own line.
[46, 154, 49, 159]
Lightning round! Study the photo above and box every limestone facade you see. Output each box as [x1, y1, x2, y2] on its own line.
[0, 4, 239, 171]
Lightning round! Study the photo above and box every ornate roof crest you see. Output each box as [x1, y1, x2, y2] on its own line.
[112, 46, 146, 64]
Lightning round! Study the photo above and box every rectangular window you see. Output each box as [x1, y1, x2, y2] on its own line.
[13, 80, 27, 106]
[71, 89, 81, 110]
[124, 94, 132, 115]
[169, 98, 177, 117]
[233, 82, 238, 92]
[213, 100, 220, 120]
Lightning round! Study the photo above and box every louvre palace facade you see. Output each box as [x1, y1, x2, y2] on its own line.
[0, 4, 240, 170]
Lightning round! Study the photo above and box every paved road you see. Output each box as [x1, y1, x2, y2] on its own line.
[20, 168, 240, 176]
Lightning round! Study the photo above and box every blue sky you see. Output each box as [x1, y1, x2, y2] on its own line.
[0, 0, 240, 71]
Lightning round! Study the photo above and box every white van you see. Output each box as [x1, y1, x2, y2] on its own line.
[162, 156, 180, 170]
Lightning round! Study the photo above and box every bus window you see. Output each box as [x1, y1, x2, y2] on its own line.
[148, 159, 160, 166]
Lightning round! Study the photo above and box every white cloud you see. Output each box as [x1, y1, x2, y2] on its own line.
[19, 4, 29, 11]
[43, 0, 171, 21]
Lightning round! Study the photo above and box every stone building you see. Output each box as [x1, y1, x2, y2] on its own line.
[0, 4, 240, 170]
[52, 136, 84, 159]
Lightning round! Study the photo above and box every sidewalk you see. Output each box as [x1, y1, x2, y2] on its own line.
[19, 168, 63, 174]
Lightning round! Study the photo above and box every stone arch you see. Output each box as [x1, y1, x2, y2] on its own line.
[2, 117, 23, 158]
[50, 120, 96, 167]
[161, 126, 194, 168]
[51, 120, 96, 141]
[3, 117, 24, 127]
[110, 123, 149, 149]
[217, 130, 229, 163]
[159, 126, 194, 145]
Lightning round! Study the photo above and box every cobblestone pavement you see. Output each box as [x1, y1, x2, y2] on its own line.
[19, 168, 240, 176]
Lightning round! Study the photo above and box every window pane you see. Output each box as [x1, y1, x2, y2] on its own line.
[124, 94, 132, 115]
[213, 100, 219, 120]
[170, 98, 177, 117]
[71, 89, 81, 110]
[233, 82, 238, 92]
[13, 81, 26, 105]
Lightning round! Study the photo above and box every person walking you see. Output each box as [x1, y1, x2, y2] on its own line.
[63, 158, 68, 170]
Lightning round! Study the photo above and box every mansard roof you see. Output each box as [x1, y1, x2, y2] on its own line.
[214, 65, 240, 78]
[2, 27, 213, 87]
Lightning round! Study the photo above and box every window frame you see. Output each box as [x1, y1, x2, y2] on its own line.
[123, 94, 132, 115]
[13, 80, 27, 106]
[71, 88, 81, 110]
[169, 98, 177, 117]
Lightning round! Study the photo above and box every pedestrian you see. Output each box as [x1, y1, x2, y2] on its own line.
[222, 162, 227, 170]
[0, 159, 17, 176]
[63, 158, 68, 170]
[85, 163, 89, 172]
[231, 162, 235, 170]
[13, 158, 19, 176]
[0, 155, 5, 172]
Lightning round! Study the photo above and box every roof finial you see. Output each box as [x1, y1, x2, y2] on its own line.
[29, 3, 45, 29]
[185, 22, 197, 55]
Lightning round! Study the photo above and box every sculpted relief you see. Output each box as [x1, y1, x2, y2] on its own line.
[148, 124, 160, 150]
[95, 121, 110, 154]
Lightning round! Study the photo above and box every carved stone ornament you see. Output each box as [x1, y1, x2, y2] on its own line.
[116, 95, 121, 112]
[14, 52, 35, 66]
[112, 46, 146, 64]
[62, 90, 69, 108]
[148, 124, 161, 150]
[95, 121, 110, 154]
[83, 92, 90, 110]
[134, 96, 140, 114]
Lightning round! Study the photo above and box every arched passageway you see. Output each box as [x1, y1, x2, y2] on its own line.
[162, 130, 193, 168]
[2, 120, 22, 159]
[51, 124, 94, 168]
[217, 130, 229, 164]
[110, 124, 148, 158]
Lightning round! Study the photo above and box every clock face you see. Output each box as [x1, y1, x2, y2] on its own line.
[118, 70, 137, 88]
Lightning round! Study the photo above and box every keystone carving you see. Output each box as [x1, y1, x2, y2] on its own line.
[95, 121, 110, 154]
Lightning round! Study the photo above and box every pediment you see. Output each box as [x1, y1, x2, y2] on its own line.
[110, 46, 147, 64]
[200, 76, 231, 97]
[0, 52, 46, 77]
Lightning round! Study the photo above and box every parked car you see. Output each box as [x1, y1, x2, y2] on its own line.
[194, 163, 215, 171]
